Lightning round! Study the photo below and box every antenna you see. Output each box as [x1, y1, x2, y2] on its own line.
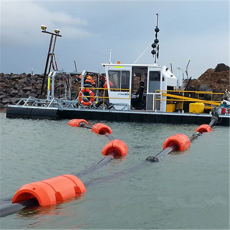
[170, 63, 173, 73]
[74, 59, 77, 72]
[133, 43, 150, 64]
[185, 60, 191, 80]
[109, 49, 112, 64]
[151, 13, 160, 63]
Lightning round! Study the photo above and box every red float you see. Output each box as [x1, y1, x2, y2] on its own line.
[91, 123, 112, 135]
[68, 119, 88, 127]
[102, 139, 128, 156]
[163, 133, 190, 152]
[12, 174, 86, 206]
[196, 124, 212, 133]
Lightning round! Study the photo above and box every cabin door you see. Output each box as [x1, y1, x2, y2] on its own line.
[105, 66, 132, 110]
[146, 68, 162, 111]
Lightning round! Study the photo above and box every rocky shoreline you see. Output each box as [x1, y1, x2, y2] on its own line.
[0, 73, 44, 110]
[0, 63, 229, 110]
[187, 63, 230, 98]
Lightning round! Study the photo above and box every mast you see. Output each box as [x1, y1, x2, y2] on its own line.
[151, 13, 160, 63]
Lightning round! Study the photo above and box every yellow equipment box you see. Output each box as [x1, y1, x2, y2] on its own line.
[189, 102, 205, 113]
[166, 104, 176, 112]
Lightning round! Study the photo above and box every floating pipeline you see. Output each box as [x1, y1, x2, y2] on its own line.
[0, 120, 128, 217]
[84, 114, 217, 186]
[0, 116, 218, 217]
[12, 174, 86, 206]
[0, 175, 86, 217]
[68, 119, 128, 178]
[74, 138, 128, 178]
[146, 115, 218, 162]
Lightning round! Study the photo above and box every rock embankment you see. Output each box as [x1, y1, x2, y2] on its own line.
[0, 73, 81, 109]
[0, 63, 229, 109]
[187, 63, 230, 93]
[0, 73, 44, 109]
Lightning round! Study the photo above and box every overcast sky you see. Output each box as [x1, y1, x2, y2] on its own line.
[0, 0, 229, 79]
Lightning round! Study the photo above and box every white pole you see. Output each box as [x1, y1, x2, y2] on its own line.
[109, 49, 112, 64]
[177, 67, 182, 89]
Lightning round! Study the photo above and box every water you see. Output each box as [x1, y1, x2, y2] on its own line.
[0, 112, 229, 229]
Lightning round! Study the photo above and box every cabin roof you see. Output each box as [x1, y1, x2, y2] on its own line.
[102, 63, 163, 68]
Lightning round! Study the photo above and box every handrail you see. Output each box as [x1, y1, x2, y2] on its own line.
[156, 89, 224, 95]
[155, 90, 223, 106]
[78, 87, 131, 100]
[47, 97, 55, 107]
[161, 93, 221, 106]
[23, 96, 31, 106]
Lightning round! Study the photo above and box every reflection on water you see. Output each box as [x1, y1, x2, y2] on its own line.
[0, 113, 229, 229]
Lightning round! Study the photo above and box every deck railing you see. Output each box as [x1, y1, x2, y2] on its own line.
[78, 87, 131, 107]
[155, 89, 224, 110]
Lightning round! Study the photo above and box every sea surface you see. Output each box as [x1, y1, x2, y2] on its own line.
[0, 112, 229, 229]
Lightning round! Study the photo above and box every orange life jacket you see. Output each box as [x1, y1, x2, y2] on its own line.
[103, 76, 113, 89]
[85, 75, 95, 86]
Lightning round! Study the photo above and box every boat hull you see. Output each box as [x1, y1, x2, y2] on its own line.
[6, 105, 230, 126]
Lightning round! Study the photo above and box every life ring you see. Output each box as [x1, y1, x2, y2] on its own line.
[79, 88, 95, 106]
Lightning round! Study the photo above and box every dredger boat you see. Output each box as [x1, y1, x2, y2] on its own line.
[6, 15, 230, 126]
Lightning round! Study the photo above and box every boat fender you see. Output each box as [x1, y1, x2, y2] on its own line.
[91, 123, 112, 135]
[68, 119, 88, 127]
[196, 124, 212, 133]
[12, 174, 86, 206]
[102, 139, 128, 157]
[163, 134, 190, 152]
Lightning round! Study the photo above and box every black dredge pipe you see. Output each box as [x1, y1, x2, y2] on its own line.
[74, 152, 116, 178]
[0, 199, 39, 217]
[0, 151, 116, 218]
[0, 116, 218, 217]
[146, 115, 218, 162]
[0, 121, 126, 217]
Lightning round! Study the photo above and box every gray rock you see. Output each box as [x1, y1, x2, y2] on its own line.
[18, 78, 28, 84]
[10, 75, 20, 80]
[214, 63, 230, 72]
[199, 84, 208, 91]
[10, 90, 19, 96]
[23, 86, 32, 91]
[3, 78, 11, 85]
[2, 98, 11, 104]
[28, 93, 38, 98]
[10, 97, 20, 104]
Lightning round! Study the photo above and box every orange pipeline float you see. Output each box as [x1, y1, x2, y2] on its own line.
[91, 123, 112, 135]
[0, 120, 128, 217]
[12, 174, 86, 206]
[68, 119, 88, 127]
[146, 115, 218, 162]
[163, 134, 191, 152]
[195, 124, 212, 133]
[68, 119, 128, 173]
[1, 116, 218, 217]
[102, 139, 128, 157]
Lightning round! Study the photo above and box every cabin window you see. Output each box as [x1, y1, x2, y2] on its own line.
[148, 71, 161, 93]
[108, 70, 130, 92]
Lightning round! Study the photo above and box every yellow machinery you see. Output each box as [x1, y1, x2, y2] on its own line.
[155, 90, 224, 113]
